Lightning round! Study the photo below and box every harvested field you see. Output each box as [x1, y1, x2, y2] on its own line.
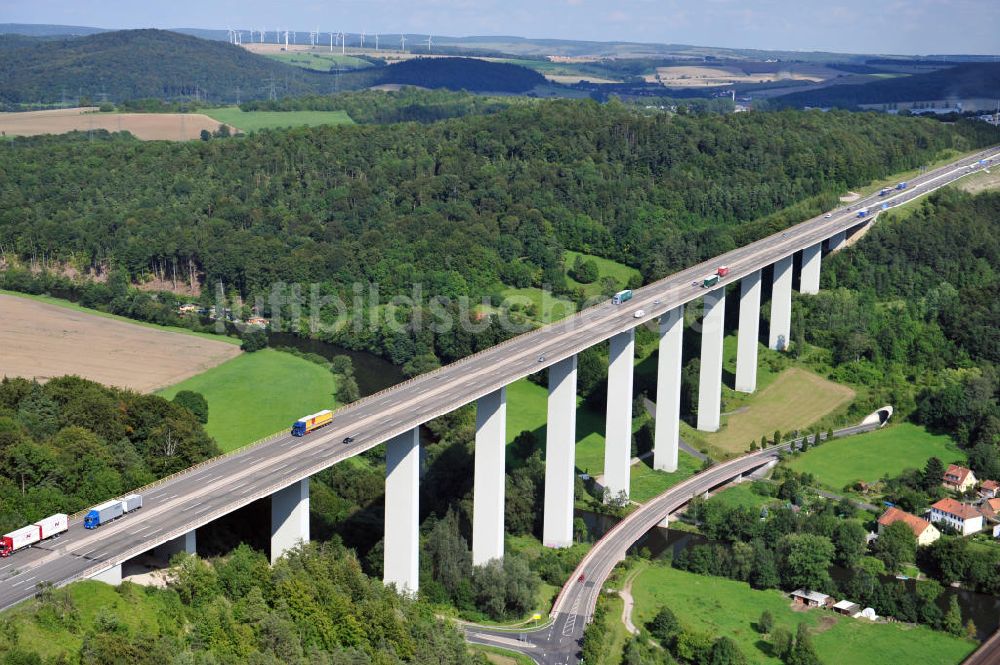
[0, 294, 241, 392]
[0, 107, 234, 141]
[698, 367, 855, 455]
[646, 64, 832, 87]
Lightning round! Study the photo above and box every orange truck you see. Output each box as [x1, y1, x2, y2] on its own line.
[291, 409, 334, 437]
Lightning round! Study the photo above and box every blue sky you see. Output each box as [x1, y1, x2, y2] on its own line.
[3, 0, 999, 54]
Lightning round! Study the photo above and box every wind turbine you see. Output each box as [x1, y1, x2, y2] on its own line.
[426, 35, 432, 52]
[375, 34, 379, 51]
[360, 31, 365, 49]
[284, 30, 289, 50]
[339, 31, 345, 55]
[400, 34, 406, 52]
[329, 32, 334, 52]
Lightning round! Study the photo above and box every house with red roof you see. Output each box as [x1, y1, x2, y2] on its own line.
[929, 498, 984, 536]
[942, 465, 977, 492]
[979, 498, 1000, 539]
[979, 480, 1000, 499]
[877, 507, 940, 545]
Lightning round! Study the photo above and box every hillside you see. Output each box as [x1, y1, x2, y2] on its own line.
[774, 63, 1000, 109]
[0, 29, 331, 104]
[338, 57, 548, 93]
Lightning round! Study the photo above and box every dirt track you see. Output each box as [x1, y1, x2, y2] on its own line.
[0, 107, 233, 141]
[0, 294, 241, 392]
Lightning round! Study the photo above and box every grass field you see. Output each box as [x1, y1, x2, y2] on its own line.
[564, 250, 641, 298]
[157, 349, 338, 452]
[631, 565, 976, 665]
[688, 362, 855, 457]
[263, 51, 373, 71]
[203, 107, 355, 132]
[3, 581, 181, 659]
[630, 452, 701, 503]
[0, 292, 241, 393]
[786, 423, 967, 491]
[705, 482, 780, 511]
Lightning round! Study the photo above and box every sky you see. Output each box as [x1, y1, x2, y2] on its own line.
[2, 0, 999, 55]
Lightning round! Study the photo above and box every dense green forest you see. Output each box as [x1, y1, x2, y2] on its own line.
[1, 102, 996, 371]
[240, 89, 522, 124]
[349, 57, 546, 93]
[799, 188, 999, 479]
[0, 543, 484, 664]
[0, 376, 219, 534]
[0, 30, 332, 105]
[773, 63, 1000, 109]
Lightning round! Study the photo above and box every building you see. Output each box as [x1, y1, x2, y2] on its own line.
[790, 589, 831, 608]
[979, 480, 1000, 499]
[877, 507, 941, 545]
[833, 599, 861, 616]
[929, 498, 984, 536]
[943, 464, 977, 493]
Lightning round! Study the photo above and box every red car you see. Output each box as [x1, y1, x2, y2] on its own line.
[578, 574, 586, 583]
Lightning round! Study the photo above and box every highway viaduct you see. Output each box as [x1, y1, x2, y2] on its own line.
[0, 147, 996, 615]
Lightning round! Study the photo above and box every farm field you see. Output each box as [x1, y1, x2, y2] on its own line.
[689, 365, 855, 457]
[0, 107, 231, 140]
[646, 63, 838, 87]
[261, 50, 374, 71]
[631, 565, 976, 665]
[202, 107, 355, 131]
[157, 349, 338, 452]
[0, 293, 240, 392]
[786, 423, 967, 491]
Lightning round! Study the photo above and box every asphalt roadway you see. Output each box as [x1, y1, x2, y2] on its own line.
[463, 423, 880, 664]
[0, 147, 996, 613]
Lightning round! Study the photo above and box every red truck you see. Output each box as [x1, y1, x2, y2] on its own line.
[716, 266, 730, 277]
[0, 514, 68, 557]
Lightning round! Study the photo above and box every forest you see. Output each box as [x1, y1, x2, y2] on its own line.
[0, 30, 331, 105]
[0, 376, 219, 534]
[773, 63, 1000, 109]
[239, 88, 522, 124]
[0, 543, 483, 665]
[800, 188, 1000, 478]
[1, 101, 996, 374]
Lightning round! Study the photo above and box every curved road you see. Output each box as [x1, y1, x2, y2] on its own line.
[1, 148, 996, 613]
[465, 424, 881, 663]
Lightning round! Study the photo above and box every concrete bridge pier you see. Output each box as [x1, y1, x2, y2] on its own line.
[800, 242, 822, 295]
[827, 230, 847, 253]
[735, 270, 761, 393]
[603, 329, 635, 503]
[155, 529, 197, 561]
[653, 305, 684, 472]
[472, 387, 507, 565]
[543, 355, 577, 548]
[91, 564, 122, 585]
[697, 288, 726, 432]
[271, 478, 309, 564]
[384, 427, 420, 594]
[768, 255, 793, 351]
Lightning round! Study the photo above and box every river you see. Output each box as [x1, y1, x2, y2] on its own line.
[267, 331, 404, 396]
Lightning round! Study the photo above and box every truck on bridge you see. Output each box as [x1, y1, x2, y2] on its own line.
[611, 289, 633, 304]
[291, 409, 334, 437]
[84, 494, 142, 529]
[856, 208, 869, 218]
[0, 513, 68, 557]
[896, 181, 908, 190]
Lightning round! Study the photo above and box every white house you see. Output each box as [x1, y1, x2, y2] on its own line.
[929, 498, 983, 536]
